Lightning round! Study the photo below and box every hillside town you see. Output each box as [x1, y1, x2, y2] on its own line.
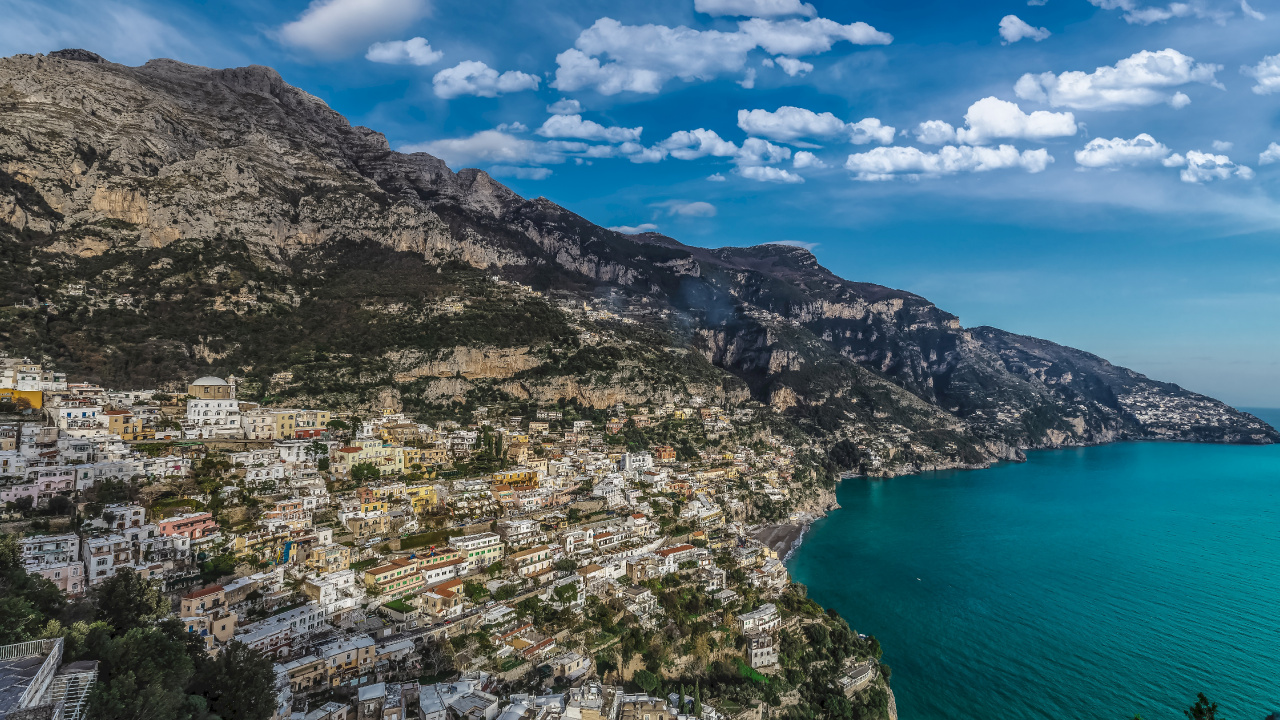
[0, 355, 892, 720]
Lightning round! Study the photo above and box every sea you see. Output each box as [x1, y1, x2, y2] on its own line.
[788, 408, 1280, 720]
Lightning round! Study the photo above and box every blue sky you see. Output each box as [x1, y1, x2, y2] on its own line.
[3, 0, 1280, 406]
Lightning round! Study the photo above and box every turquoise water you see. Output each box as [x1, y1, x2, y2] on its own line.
[789, 409, 1280, 720]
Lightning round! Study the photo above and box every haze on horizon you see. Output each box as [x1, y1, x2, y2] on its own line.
[2, 0, 1278, 407]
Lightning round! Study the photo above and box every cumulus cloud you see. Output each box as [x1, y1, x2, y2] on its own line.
[1073, 133, 1174, 167]
[999, 15, 1051, 43]
[954, 97, 1076, 145]
[365, 37, 442, 65]
[552, 16, 890, 95]
[658, 129, 741, 161]
[1211, 140, 1233, 151]
[1260, 142, 1280, 165]
[694, 0, 817, 17]
[736, 137, 792, 165]
[278, 0, 429, 56]
[610, 223, 660, 234]
[432, 61, 540, 99]
[913, 120, 957, 145]
[1179, 150, 1252, 183]
[536, 115, 643, 143]
[546, 99, 583, 115]
[738, 166, 805, 182]
[1087, 0, 1259, 24]
[737, 106, 894, 145]
[1241, 53, 1280, 95]
[774, 56, 814, 76]
[404, 129, 561, 168]
[1015, 48, 1221, 110]
[844, 145, 1052, 180]
[708, 173, 728, 181]
[659, 201, 718, 217]
[793, 150, 826, 168]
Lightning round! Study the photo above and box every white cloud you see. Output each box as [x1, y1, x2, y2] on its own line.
[1073, 133, 1173, 167]
[552, 16, 890, 95]
[496, 122, 528, 133]
[0, 0, 201, 66]
[432, 61, 540, 99]
[1260, 142, 1280, 165]
[365, 37, 442, 65]
[736, 137, 792, 165]
[737, 106, 894, 145]
[738, 68, 758, 88]
[1179, 150, 1252, 182]
[536, 115, 643, 143]
[694, 0, 817, 17]
[1211, 140, 1233, 151]
[658, 129, 741, 161]
[767, 239, 819, 249]
[774, 56, 814, 76]
[547, 99, 583, 115]
[793, 150, 826, 168]
[844, 145, 1053, 180]
[1015, 48, 1221, 110]
[489, 166, 553, 180]
[999, 15, 1051, 43]
[849, 118, 896, 145]
[955, 97, 1076, 145]
[1028, 0, 1049, 5]
[708, 173, 728, 181]
[738, 166, 805, 183]
[404, 129, 561, 168]
[914, 120, 957, 145]
[1241, 53, 1280, 95]
[1087, 0, 1259, 24]
[659, 201, 718, 217]
[278, 0, 429, 56]
[610, 223, 660, 234]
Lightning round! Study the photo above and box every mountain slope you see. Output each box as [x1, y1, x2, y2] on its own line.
[0, 49, 1273, 476]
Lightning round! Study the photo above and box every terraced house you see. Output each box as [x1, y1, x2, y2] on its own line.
[453, 532, 503, 571]
[364, 558, 423, 600]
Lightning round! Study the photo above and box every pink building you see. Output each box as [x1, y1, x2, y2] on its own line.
[30, 561, 87, 596]
[157, 511, 218, 539]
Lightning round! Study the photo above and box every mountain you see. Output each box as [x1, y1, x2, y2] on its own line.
[1, 49, 1274, 476]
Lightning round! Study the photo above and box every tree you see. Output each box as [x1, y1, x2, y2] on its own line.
[350, 463, 380, 483]
[0, 534, 64, 643]
[634, 668, 659, 695]
[1185, 694, 1218, 720]
[190, 640, 276, 720]
[46, 494, 73, 515]
[94, 571, 169, 633]
[693, 680, 702, 717]
[553, 558, 579, 573]
[88, 624, 197, 720]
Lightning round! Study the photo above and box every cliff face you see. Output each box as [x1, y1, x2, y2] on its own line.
[1, 49, 1274, 475]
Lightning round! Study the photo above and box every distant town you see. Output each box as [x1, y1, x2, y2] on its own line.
[0, 354, 891, 720]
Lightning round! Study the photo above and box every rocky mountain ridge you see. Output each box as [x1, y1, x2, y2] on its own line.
[1, 49, 1274, 476]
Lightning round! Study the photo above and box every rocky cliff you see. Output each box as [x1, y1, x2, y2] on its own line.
[1, 49, 1274, 475]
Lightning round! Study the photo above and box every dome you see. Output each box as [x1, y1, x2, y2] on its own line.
[192, 376, 228, 385]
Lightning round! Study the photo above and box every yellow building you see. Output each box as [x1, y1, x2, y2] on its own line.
[104, 409, 147, 440]
[332, 440, 404, 476]
[405, 483, 440, 512]
[0, 388, 42, 409]
[364, 557, 423, 599]
[492, 468, 541, 490]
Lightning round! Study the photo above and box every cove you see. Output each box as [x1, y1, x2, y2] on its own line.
[789, 409, 1280, 720]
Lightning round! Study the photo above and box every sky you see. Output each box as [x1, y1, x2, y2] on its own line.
[2, 0, 1280, 407]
